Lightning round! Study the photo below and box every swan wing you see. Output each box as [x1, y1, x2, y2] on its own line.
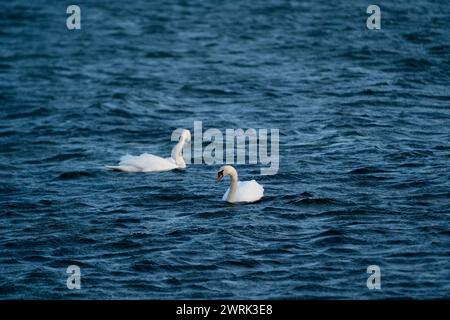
[235, 180, 264, 202]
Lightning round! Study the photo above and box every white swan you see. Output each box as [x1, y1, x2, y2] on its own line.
[107, 129, 191, 172]
[216, 165, 264, 203]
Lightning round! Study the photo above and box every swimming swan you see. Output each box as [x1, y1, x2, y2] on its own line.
[216, 165, 264, 203]
[107, 129, 191, 172]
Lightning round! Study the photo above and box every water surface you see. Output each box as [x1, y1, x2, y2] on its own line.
[0, 0, 449, 299]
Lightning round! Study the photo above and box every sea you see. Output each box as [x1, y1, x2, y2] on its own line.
[0, 0, 449, 299]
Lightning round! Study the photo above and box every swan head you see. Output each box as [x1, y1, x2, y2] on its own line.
[180, 129, 191, 143]
[216, 165, 237, 182]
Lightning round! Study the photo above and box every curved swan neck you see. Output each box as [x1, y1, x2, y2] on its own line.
[172, 138, 187, 167]
[227, 168, 239, 202]
[229, 168, 238, 182]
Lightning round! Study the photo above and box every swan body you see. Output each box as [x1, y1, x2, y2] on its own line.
[216, 165, 264, 203]
[107, 153, 178, 172]
[107, 129, 191, 172]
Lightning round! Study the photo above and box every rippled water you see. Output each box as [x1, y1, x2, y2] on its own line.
[0, 0, 449, 299]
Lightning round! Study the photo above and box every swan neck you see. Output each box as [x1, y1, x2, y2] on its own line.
[173, 139, 186, 167]
[227, 170, 239, 202]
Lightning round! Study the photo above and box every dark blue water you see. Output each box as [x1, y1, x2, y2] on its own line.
[1, 0, 449, 299]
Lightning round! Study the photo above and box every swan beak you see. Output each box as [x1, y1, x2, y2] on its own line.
[216, 171, 224, 182]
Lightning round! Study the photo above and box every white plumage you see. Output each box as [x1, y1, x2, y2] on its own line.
[106, 129, 190, 173]
[216, 165, 264, 203]
[222, 180, 264, 203]
[107, 153, 178, 172]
